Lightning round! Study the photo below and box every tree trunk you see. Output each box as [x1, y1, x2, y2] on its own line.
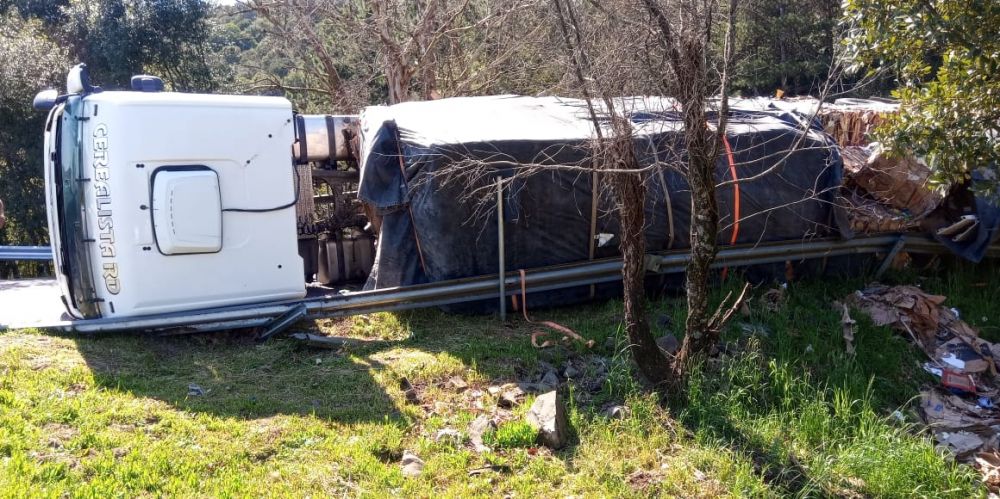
[672, 36, 721, 378]
[604, 121, 671, 386]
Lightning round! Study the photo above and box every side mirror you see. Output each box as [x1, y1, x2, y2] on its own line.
[66, 63, 99, 94]
[32, 89, 59, 110]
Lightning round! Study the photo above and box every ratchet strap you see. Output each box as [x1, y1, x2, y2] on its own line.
[720, 133, 740, 281]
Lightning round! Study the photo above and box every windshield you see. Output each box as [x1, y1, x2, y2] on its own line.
[51, 96, 100, 318]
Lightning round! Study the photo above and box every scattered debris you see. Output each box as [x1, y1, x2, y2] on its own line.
[288, 332, 348, 350]
[937, 338, 991, 373]
[937, 431, 985, 459]
[834, 301, 857, 355]
[923, 362, 944, 377]
[848, 285, 992, 367]
[842, 145, 942, 218]
[975, 451, 1000, 492]
[526, 391, 569, 449]
[940, 370, 977, 395]
[400, 450, 424, 477]
[937, 215, 979, 243]
[187, 383, 206, 397]
[849, 284, 1000, 473]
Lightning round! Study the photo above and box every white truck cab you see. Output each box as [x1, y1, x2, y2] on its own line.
[41, 67, 305, 319]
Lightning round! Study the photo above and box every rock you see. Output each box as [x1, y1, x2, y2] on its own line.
[448, 376, 469, 391]
[563, 363, 580, 379]
[468, 415, 495, 453]
[602, 404, 630, 419]
[487, 385, 502, 396]
[399, 377, 419, 404]
[498, 384, 525, 408]
[540, 370, 560, 388]
[656, 313, 672, 330]
[517, 382, 547, 393]
[592, 357, 609, 374]
[435, 428, 464, 447]
[400, 450, 424, 477]
[526, 390, 569, 449]
[656, 334, 679, 355]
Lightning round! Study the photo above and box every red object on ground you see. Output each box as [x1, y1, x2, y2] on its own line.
[942, 369, 977, 394]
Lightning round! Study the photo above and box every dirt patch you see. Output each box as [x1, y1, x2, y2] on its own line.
[627, 469, 663, 491]
[42, 422, 78, 449]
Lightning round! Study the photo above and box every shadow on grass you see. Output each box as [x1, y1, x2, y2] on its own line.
[70, 330, 409, 424]
[66, 296, 624, 430]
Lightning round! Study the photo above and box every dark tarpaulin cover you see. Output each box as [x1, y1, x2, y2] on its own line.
[935, 172, 1000, 263]
[357, 95, 850, 307]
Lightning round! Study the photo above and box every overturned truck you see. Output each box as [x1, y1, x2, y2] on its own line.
[356, 95, 849, 309]
[4, 65, 995, 333]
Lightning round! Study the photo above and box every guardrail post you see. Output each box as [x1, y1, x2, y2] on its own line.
[497, 176, 506, 322]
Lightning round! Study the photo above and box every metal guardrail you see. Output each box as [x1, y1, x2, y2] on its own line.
[0, 246, 53, 261]
[55, 233, 994, 335]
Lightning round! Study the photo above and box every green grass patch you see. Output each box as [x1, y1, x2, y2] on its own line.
[484, 420, 538, 449]
[1, 259, 997, 496]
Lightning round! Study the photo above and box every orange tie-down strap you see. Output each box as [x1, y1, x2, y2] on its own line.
[720, 133, 741, 281]
[510, 269, 595, 349]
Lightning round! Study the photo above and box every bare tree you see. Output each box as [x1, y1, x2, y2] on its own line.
[545, 0, 748, 388]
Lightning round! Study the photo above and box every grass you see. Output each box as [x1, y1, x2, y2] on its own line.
[484, 420, 538, 449]
[1, 258, 997, 496]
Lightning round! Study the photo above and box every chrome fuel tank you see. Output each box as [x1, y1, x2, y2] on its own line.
[293, 115, 360, 164]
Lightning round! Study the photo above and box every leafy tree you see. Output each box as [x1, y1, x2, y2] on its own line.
[0, 9, 68, 261]
[61, 0, 217, 91]
[733, 0, 840, 95]
[0, 0, 68, 24]
[845, 0, 1000, 189]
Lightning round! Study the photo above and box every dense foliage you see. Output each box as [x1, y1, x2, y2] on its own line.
[845, 0, 1000, 190]
[0, 9, 69, 254]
